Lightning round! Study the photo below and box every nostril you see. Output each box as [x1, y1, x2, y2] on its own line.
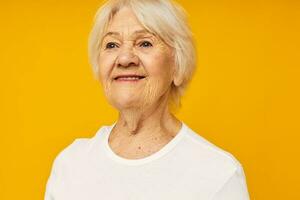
[118, 62, 138, 68]
[116, 54, 140, 68]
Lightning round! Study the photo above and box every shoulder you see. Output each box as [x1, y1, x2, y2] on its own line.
[59, 137, 92, 157]
[183, 123, 243, 166]
[50, 123, 110, 171]
[52, 126, 108, 165]
[180, 123, 249, 196]
[181, 122, 244, 178]
[51, 138, 92, 169]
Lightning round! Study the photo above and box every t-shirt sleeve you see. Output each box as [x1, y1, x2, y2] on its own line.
[212, 164, 250, 200]
[44, 154, 61, 200]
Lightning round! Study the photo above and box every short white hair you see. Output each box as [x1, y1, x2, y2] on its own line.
[88, 0, 197, 109]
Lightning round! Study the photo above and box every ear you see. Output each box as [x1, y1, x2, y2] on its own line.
[170, 50, 183, 87]
[173, 68, 184, 87]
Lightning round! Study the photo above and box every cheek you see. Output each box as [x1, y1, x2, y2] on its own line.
[98, 52, 116, 82]
[144, 53, 174, 81]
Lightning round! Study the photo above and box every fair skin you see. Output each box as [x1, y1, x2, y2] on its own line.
[98, 6, 183, 159]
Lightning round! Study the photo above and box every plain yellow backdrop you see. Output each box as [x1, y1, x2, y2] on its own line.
[1, 0, 299, 199]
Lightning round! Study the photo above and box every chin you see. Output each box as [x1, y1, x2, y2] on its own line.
[109, 92, 156, 110]
[113, 98, 141, 110]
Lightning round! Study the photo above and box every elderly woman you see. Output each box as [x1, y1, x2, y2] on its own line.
[44, 0, 250, 199]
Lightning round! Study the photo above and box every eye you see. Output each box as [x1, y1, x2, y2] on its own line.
[139, 41, 153, 48]
[105, 42, 118, 49]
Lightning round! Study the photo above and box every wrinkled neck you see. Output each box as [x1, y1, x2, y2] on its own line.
[112, 90, 179, 139]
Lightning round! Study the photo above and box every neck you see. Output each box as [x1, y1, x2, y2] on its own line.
[112, 92, 181, 139]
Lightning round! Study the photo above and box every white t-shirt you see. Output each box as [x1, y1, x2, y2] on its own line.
[44, 121, 250, 200]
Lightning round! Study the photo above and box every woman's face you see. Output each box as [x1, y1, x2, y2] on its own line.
[98, 6, 175, 110]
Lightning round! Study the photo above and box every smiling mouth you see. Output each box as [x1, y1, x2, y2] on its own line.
[114, 75, 146, 82]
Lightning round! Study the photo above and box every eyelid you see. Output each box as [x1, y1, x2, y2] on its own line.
[103, 42, 119, 50]
[138, 40, 153, 47]
[137, 38, 154, 45]
[103, 36, 120, 44]
[102, 37, 154, 49]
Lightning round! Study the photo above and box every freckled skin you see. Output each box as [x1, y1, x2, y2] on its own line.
[97, 6, 182, 159]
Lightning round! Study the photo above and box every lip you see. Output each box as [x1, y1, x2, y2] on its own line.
[113, 74, 146, 83]
[113, 74, 146, 79]
[113, 76, 146, 83]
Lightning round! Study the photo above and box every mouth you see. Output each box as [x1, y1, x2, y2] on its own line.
[113, 75, 146, 82]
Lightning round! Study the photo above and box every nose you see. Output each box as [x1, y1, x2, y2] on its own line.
[116, 45, 140, 68]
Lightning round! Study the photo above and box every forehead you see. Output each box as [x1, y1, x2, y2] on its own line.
[108, 6, 141, 29]
[103, 30, 155, 42]
[104, 6, 154, 37]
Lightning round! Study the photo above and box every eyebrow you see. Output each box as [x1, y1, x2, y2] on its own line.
[102, 29, 155, 40]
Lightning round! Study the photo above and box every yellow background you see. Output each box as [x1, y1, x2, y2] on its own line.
[1, 0, 299, 199]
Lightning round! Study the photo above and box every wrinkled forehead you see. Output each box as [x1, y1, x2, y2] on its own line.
[97, 5, 171, 49]
[103, 29, 156, 41]
[104, 6, 156, 38]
